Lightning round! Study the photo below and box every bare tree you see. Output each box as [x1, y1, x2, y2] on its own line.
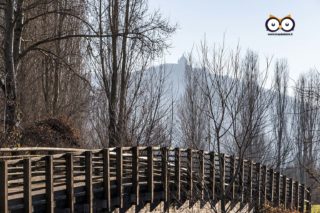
[178, 55, 209, 150]
[88, 0, 176, 147]
[272, 59, 290, 172]
[234, 51, 273, 163]
[292, 72, 320, 185]
[0, 0, 91, 136]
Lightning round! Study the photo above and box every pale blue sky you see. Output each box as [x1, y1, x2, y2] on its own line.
[149, 0, 320, 82]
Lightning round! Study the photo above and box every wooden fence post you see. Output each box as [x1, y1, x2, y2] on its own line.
[276, 172, 281, 207]
[248, 161, 253, 203]
[289, 178, 294, 210]
[295, 182, 299, 211]
[24, 158, 32, 213]
[175, 148, 181, 201]
[46, 155, 54, 213]
[220, 153, 226, 205]
[147, 147, 154, 203]
[0, 160, 8, 213]
[306, 188, 311, 213]
[256, 163, 261, 208]
[270, 169, 274, 204]
[240, 160, 245, 203]
[199, 150, 205, 200]
[299, 184, 305, 213]
[66, 153, 74, 213]
[187, 149, 193, 203]
[283, 176, 287, 209]
[262, 166, 267, 206]
[116, 147, 123, 209]
[132, 147, 139, 205]
[103, 149, 111, 211]
[230, 156, 236, 200]
[85, 151, 93, 213]
[210, 152, 215, 201]
[161, 147, 169, 210]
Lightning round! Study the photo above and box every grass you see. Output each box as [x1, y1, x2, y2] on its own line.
[312, 205, 320, 213]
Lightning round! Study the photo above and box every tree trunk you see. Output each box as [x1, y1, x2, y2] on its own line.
[108, 0, 119, 147]
[4, 1, 17, 133]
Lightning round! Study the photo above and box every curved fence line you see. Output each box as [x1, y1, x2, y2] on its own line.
[0, 146, 311, 212]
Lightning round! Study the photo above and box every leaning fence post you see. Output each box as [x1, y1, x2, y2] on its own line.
[103, 149, 111, 211]
[46, 155, 54, 213]
[85, 151, 93, 213]
[175, 148, 181, 201]
[0, 160, 8, 213]
[147, 147, 154, 203]
[24, 158, 32, 213]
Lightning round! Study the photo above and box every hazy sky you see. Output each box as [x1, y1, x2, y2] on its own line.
[149, 0, 320, 83]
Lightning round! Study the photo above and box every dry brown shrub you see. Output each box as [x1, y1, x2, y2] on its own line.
[0, 116, 82, 148]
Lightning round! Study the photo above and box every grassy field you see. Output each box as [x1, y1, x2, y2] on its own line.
[312, 205, 320, 213]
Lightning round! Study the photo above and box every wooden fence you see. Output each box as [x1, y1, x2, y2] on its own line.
[0, 146, 312, 212]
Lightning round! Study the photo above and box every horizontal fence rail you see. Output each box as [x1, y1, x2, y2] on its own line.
[0, 146, 311, 213]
